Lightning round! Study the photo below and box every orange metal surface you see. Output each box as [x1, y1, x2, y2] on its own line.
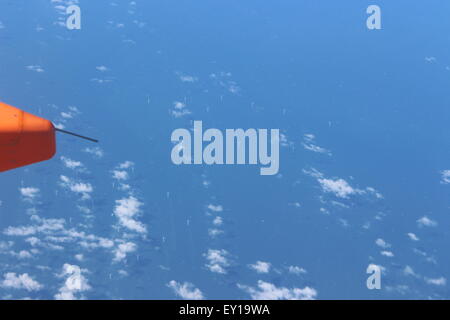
[0, 102, 56, 172]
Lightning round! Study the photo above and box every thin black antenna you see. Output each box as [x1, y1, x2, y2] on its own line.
[55, 128, 99, 143]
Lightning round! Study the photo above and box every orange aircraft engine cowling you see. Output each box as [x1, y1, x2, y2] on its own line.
[0, 102, 56, 172]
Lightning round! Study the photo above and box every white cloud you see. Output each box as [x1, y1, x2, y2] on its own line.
[83, 147, 104, 158]
[114, 196, 147, 234]
[171, 109, 191, 118]
[303, 134, 315, 142]
[288, 266, 307, 275]
[4, 215, 65, 236]
[375, 238, 391, 249]
[1, 273, 42, 291]
[75, 254, 84, 261]
[26, 65, 44, 73]
[238, 281, 317, 300]
[113, 242, 136, 262]
[279, 133, 293, 148]
[117, 161, 134, 169]
[177, 74, 198, 83]
[61, 112, 73, 119]
[249, 261, 271, 274]
[417, 216, 437, 227]
[212, 216, 223, 226]
[171, 101, 191, 118]
[10, 250, 33, 259]
[302, 134, 331, 155]
[302, 143, 330, 155]
[61, 157, 84, 170]
[19, 187, 40, 201]
[4, 215, 115, 254]
[204, 249, 230, 274]
[304, 169, 382, 199]
[59, 175, 93, 200]
[118, 183, 131, 191]
[407, 233, 419, 241]
[207, 204, 223, 213]
[208, 228, 223, 238]
[441, 170, 450, 184]
[55, 264, 91, 300]
[68, 106, 80, 113]
[112, 170, 129, 181]
[91, 78, 113, 84]
[318, 178, 360, 198]
[167, 281, 204, 300]
[96, 66, 109, 72]
[380, 251, 394, 257]
[425, 277, 446, 286]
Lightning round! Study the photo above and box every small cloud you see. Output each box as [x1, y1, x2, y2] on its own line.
[1, 273, 42, 292]
[407, 233, 419, 241]
[171, 101, 191, 118]
[114, 196, 146, 234]
[177, 73, 198, 83]
[207, 204, 223, 213]
[380, 251, 394, 257]
[425, 277, 446, 286]
[117, 161, 134, 169]
[375, 238, 391, 249]
[288, 266, 307, 275]
[304, 169, 381, 200]
[113, 241, 136, 262]
[440, 170, 450, 184]
[167, 281, 204, 300]
[318, 178, 360, 198]
[60, 112, 73, 119]
[212, 216, 223, 226]
[417, 216, 437, 228]
[237, 281, 317, 300]
[19, 187, 40, 202]
[204, 249, 230, 274]
[75, 254, 84, 262]
[26, 65, 44, 73]
[90, 78, 114, 84]
[59, 175, 93, 200]
[302, 134, 331, 155]
[11, 250, 33, 259]
[61, 157, 84, 170]
[96, 66, 109, 72]
[83, 147, 104, 158]
[279, 133, 294, 148]
[208, 228, 223, 238]
[249, 261, 271, 274]
[112, 170, 129, 181]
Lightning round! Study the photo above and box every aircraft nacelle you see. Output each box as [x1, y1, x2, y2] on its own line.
[0, 102, 56, 172]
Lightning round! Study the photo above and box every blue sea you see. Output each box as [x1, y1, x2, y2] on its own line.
[0, 0, 449, 299]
